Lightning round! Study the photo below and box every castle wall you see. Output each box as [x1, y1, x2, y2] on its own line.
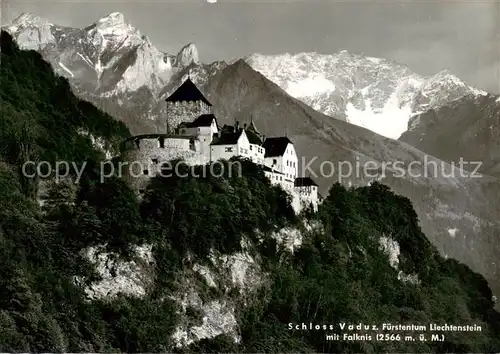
[284, 144, 299, 180]
[167, 101, 212, 131]
[264, 143, 298, 181]
[121, 136, 207, 191]
[294, 186, 319, 212]
[265, 156, 283, 176]
[210, 144, 238, 162]
[248, 144, 265, 165]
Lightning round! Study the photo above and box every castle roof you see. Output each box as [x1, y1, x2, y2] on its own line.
[185, 114, 218, 128]
[211, 129, 243, 145]
[165, 78, 212, 106]
[247, 117, 261, 135]
[245, 129, 263, 145]
[262, 137, 293, 157]
[294, 177, 318, 187]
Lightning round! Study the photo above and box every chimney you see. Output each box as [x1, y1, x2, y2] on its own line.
[235, 121, 240, 131]
[244, 123, 247, 129]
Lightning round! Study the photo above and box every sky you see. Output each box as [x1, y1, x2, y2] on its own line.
[2, 0, 499, 94]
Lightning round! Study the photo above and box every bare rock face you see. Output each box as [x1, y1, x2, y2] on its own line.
[175, 43, 200, 67]
[5, 13, 56, 50]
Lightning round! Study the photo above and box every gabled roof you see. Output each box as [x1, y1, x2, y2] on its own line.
[247, 117, 261, 135]
[185, 114, 218, 128]
[262, 137, 293, 157]
[294, 177, 318, 187]
[211, 129, 244, 146]
[165, 78, 212, 106]
[245, 129, 263, 145]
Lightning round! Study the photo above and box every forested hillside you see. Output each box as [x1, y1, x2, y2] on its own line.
[0, 30, 499, 353]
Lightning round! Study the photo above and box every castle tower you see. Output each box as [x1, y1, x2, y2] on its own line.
[165, 77, 213, 133]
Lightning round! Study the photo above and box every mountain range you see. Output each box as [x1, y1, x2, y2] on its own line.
[3, 12, 500, 309]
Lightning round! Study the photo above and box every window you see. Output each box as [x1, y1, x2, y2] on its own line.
[273, 159, 277, 165]
[280, 176, 283, 181]
[181, 129, 186, 134]
[152, 158, 158, 164]
[225, 147, 234, 152]
[250, 145, 253, 150]
[143, 169, 149, 175]
[158, 138, 164, 148]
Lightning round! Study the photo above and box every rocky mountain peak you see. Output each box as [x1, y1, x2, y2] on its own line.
[10, 12, 51, 28]
[88, 11, 139, 40]
[96, 12, 126, 27]
[176, 43, 200, 67]
[424, 69, 466, 88]
[4, 13, 55, 50]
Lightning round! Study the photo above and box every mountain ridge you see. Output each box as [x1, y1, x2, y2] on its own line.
[245, 52, 488, 139]
[3, 11, 490, 139]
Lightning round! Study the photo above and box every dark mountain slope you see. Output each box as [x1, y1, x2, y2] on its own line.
[0, 30, 130, 163]
[400, 94, 500, 178]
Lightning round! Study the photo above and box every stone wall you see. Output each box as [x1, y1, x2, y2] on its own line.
[121, 136, 208, 191]
[166, 101, 212, 132]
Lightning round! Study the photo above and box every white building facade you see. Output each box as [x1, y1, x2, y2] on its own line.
[122, 78, 320, 212]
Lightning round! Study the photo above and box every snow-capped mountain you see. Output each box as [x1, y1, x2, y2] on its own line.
[6, 12, 176, 95]
[3, 12, 217, 133]
[245, 52, 488, 139]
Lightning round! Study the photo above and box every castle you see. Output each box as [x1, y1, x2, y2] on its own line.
[121, 77, 320, 211]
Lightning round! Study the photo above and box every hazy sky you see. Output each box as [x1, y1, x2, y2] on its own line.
[2, 0, 500, 93]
